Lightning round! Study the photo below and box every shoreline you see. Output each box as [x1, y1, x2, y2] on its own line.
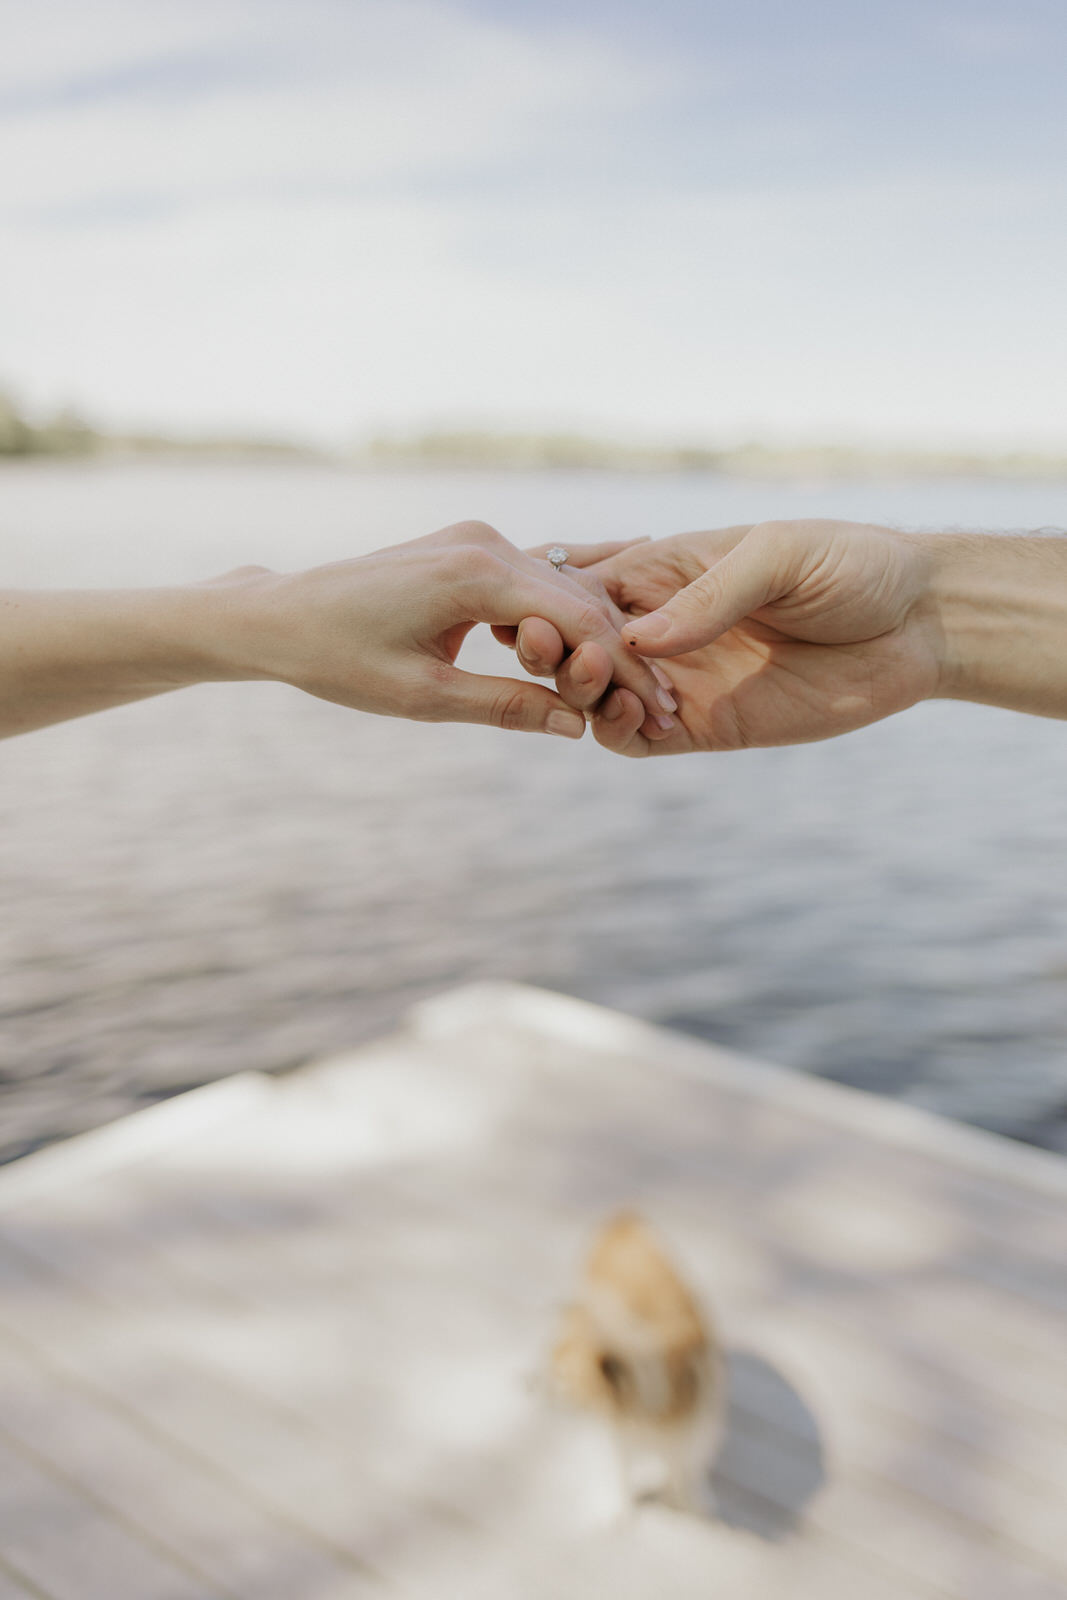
[4, 448, 1067, 485]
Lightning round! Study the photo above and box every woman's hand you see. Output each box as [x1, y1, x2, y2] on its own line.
[0, 520, 673, 741]
[236, 520, 674, 739]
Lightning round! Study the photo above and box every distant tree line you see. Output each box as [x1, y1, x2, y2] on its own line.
[362, 430, 1067, 480]
[0, 390, 314, 461]
[4, 391, 1065, 479]
[362, 430, 725, 472]
[0, 392, 99, 457]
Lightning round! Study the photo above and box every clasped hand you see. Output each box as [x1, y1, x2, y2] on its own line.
[262, 515, 942, 755]
[3, 513, 1060, 746]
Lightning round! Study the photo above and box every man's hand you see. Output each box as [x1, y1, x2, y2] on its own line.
[510, 520, 945, 755]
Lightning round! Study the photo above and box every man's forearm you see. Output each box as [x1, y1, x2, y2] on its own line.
[0, 582, 266, 739]
[921, 533, 1067, 719]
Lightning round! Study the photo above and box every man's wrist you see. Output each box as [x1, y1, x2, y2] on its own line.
[916, 530, 1067, 717]
[908, 532, 983, 703]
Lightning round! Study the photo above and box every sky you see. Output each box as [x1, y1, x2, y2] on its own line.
[1, 0, 1066, 449]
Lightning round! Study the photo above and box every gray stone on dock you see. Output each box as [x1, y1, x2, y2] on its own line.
[0, 983, 1064, 1599]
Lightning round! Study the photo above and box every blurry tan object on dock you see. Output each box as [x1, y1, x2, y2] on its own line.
[552, 1211, 724, 1514]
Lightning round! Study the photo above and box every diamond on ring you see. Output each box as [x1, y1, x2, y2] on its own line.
[546, 546, 569, 571]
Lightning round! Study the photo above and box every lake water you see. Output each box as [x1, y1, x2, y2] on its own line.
[2, 460, 1066, 1164]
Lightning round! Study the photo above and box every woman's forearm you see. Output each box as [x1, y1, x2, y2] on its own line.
[923, 533, 1067, 719]
[0, 577, 266, 739]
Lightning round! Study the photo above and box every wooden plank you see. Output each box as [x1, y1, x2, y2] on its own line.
[714, 1462, 1067, 1600]
[0, 1336, 380, 1600]
[722, 1300, 1067, 1501]
[0, 1559, 53, 1600]
[421, 1508, 942, 1600]
[0, 1247, 481, 1592]
[0, 1435, 224, 1600]
[723, 1363, 1066, 1578]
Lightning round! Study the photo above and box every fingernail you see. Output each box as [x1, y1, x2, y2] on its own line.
[601, 692, 624, 722]
[629, 613, 671, 643]
[655, 714, 675, 732]
[546, 710, 584, 739]
[656, 688, 677, 713]
[650, 663, 673, 689]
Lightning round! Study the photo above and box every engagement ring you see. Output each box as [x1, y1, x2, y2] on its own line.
[546, 546, 569, 571]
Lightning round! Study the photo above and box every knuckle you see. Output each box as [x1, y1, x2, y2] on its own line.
[448, 543, 499, 586]
[450, 518, 500, 545]
[746, 519, 794, 556]
[572, 598, 609, 638]
[554, 680, 588, 713]
[559, 658, 602, 704]
[494, 685, 533, 731]
[742, 518, 806, 587]
[676, 571, 721, 614]
[209, 563, 274, 585]
[595, 724, 646, 758]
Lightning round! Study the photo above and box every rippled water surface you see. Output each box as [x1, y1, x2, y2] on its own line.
[2, 461, 1066, 1162]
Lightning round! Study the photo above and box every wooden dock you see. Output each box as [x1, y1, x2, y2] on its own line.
[0, 982, 1064, 1599]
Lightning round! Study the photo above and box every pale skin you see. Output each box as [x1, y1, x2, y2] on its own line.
[0, 520, 678, 743]
[512, 519, 1067, 755]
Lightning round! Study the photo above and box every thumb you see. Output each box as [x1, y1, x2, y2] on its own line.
[622, 532, 782, 657]
[423, 664, 586, 739]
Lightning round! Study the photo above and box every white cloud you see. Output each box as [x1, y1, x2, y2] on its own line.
[2, 1, 657, 210]
[0, 0, 235, 92]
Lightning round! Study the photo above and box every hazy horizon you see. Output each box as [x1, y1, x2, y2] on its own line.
[3, 0, 1066, 452]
